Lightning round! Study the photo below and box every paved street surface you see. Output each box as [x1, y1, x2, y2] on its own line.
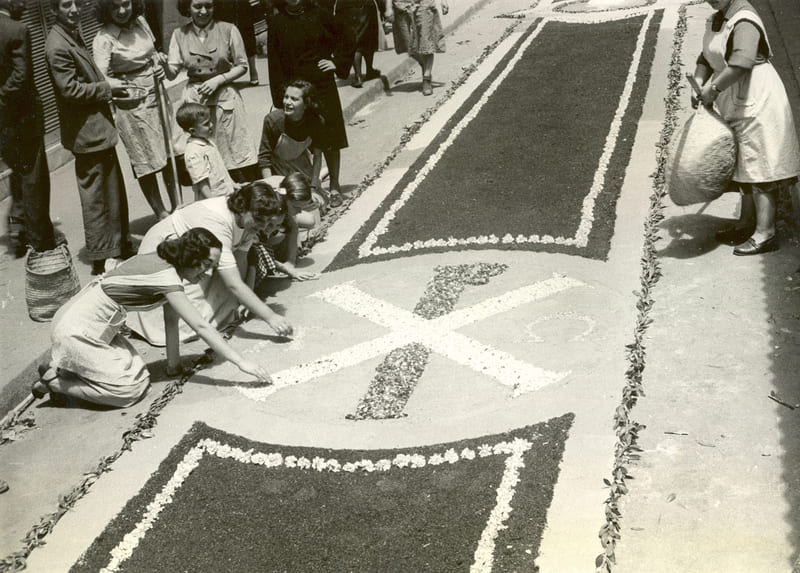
[1, 0, 799, 571]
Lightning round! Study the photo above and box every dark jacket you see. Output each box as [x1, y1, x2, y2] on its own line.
[45, 23, 117, 154]
[0, 13, 44, 140]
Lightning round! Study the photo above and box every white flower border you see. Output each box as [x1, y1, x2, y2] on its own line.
[357, 11, 653, 260]
[101, 437, 533, 573]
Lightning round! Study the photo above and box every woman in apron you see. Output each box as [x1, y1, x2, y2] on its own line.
[693, 0, 800, 255]
[126, 182, 293, 346]
[93, 0, 180, 220]
[258, 80, 326, 193]
[166, 0, 258, 182]
[32, 228, 270, 408]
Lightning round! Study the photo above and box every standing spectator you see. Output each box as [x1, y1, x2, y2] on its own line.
[176, 101, 237, 199]
[693, 0, 800, 255]
[166, 0, 259, 182]
[217, 0, 261, 85]
[267, 0, 348, 207]
[334, 0, 381, 88]
[92, 0, 180, 221]
[45, 0, 131, 275]
[385, 0, 448, 96]
[0, 0, 57, 257]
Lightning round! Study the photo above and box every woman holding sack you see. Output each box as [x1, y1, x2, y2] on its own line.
[92, 0, 180, 220]
[693, 0, 800, 255]
[166, 0, 259, 182]
[33, 228, 271, 408]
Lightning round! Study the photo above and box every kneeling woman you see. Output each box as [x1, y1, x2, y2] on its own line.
[32, 228, 270, 408]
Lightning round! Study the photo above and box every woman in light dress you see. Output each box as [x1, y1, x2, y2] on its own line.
[126, 182, 293, 346]
[694, 0, 800, 255]
[92, 0, 179, 219]
[33, 228, 270, 408]
[165, 0, 259, 182]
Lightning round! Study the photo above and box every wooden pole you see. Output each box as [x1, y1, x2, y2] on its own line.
[153, 62, 182, 207]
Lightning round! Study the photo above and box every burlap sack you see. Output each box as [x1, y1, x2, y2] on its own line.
[666, 105, 737, 206]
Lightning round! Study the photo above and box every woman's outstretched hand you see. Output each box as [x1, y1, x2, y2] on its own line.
[238, 360, 272, 383]
[266, 313, 293, 337]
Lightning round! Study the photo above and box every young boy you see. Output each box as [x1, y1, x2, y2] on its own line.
[175, 102, 238, 200]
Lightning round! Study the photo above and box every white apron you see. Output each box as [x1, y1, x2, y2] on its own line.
[50, 280, 151, 407]
[703, 8, 800, 183]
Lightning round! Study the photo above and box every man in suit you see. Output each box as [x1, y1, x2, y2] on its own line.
[45, 0, 131, 275]
[0, 0, 56, 257]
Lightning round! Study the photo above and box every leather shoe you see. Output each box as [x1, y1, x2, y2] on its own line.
[733, 235, 778, 256]
[715, 225, 754, 245]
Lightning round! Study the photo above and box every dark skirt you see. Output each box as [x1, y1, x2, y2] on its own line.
[315, 73, 349, 150]
[336, 0, 380, 54]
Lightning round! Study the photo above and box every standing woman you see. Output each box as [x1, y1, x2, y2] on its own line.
[334, 0, 382, 88]
[33, 228, 271, 408]
[267, 0, 348, 207]
[45, 0, 131, 275]
[92, 0, 180, 220]
[384, 0, 448, 96]
[165, 0, 258, 182]
[693, 0, 800, 255]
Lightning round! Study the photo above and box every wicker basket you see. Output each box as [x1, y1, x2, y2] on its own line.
[666, 105, 737, 206]
[25, 244, 81, 322]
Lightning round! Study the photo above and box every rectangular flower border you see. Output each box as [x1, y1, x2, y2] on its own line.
[71, 417, 574, 573]
[327, 10, 664, 271]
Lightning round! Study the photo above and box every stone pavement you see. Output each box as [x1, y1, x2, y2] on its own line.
[1, 1, 799, 572]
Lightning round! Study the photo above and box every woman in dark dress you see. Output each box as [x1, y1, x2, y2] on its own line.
[267, 0, 348, 207]
[334, 0, 381, 88]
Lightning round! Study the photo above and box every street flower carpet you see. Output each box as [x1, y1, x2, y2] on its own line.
[0, 2, 717, 571]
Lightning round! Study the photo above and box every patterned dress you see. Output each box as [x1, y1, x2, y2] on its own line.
[392, 0, 445, 57]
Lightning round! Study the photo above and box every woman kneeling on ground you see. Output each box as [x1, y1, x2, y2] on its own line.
[126, 182, 293, 346]
[32, 228, 270, 408]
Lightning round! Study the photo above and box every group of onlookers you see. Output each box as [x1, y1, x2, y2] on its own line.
[2, 0, 448, 410]
[2, 0, 448, 266]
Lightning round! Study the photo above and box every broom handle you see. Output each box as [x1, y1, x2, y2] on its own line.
[153, 59, 183, 207]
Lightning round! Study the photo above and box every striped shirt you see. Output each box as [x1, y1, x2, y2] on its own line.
[101, 253, 184, 310]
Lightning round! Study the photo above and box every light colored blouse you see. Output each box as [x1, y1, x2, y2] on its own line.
[167, 20, 247, 79]
[92, 17, 157, 77]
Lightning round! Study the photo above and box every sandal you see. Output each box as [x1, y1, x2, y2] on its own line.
[328, 189, 344, 208]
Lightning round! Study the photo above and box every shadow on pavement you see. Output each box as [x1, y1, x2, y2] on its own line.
[657, 212, 733, 259]
[767, 191, 800, 567]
